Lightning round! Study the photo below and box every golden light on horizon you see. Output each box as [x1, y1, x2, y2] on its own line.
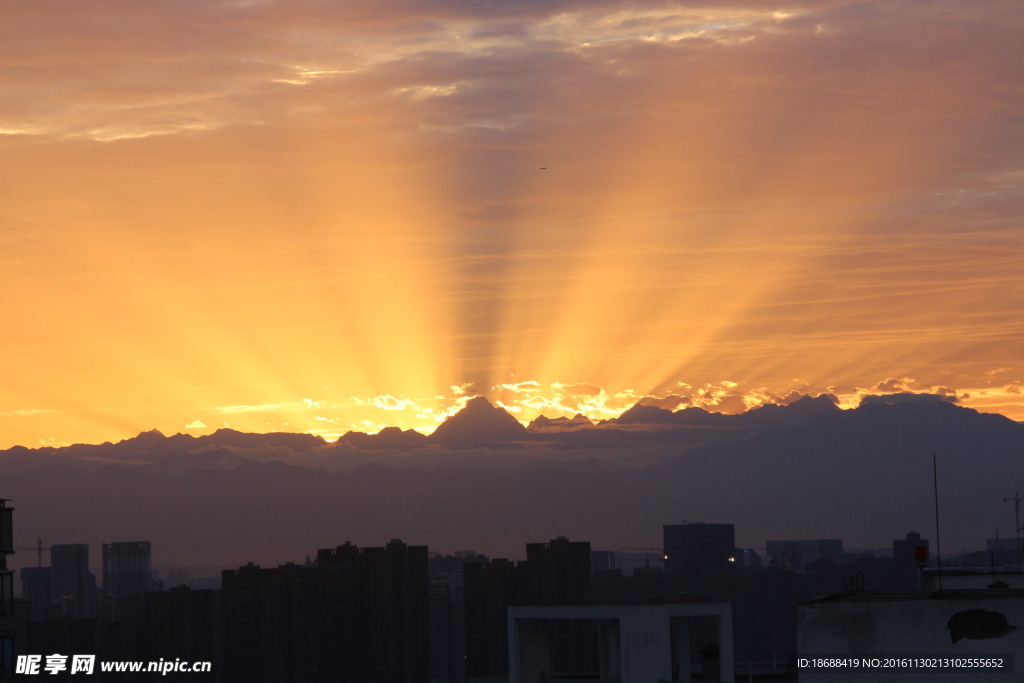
[1, 1, 1022, 448]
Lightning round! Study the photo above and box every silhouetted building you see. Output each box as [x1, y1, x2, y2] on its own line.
[221, 562, 318, 683]
[592, 565, 681, 605]
[222, 539, 429, 683]
[663, 522, 735, 592]
[465, 538, 596, 679]
[428, 550, 488, 576]
[591, 550, 616, 572]
[429, 574, 465, 683]
[19, 567, 51, 621]
[51, 544, 97, 619]
[97, 593, 145, 667]
[464, 558, 519, 678]
[427, 552, 482, 682]
[892, 531, 929, 591]
[319, 539, 429, 682]
[25, 616, 96, 676]
[521, 537, 595, 677]
[986, 537, 1018, 566]
[523, 537, 591, 605]
[0, 501, 10, 612]
[766, 539, 844, 572]
[734, 547, 763, 568]
[1, 500, 14, 681]
[103, 541, 153, 598]
[142, 586, 219, 676]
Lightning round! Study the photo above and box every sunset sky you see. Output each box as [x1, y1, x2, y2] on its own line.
[2, 0, 1022, 449]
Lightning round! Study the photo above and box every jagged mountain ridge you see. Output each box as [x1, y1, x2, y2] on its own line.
[2, 395, 1021, 568]
[2, 393, 849, 462]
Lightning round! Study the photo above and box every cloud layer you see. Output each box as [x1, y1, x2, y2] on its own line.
[1, 0, 1022, 447]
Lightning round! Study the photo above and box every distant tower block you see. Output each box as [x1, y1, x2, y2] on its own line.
[103, 541, 153, 598]
[524, 537, 592, 605]
[663, 522, 735, 586]
[51, 543, 97, 619]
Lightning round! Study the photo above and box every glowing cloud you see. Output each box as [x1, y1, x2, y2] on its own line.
[0, 1, 1022, 447]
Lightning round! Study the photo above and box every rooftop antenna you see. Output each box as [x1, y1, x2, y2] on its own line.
[1001, 490, 1022, 564]
[933, 455, 943, 594]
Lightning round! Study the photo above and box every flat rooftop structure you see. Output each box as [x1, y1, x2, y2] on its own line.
[922, 569, 1024, 591]
[799, 591, 1024, 683]
[508, 603, 734, 682]
[803, 588, 1024, 604]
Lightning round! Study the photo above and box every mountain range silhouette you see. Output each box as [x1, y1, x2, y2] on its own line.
[2, 394, 1021, 568]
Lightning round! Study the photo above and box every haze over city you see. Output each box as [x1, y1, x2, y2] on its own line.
[2, 0, 1022, 452]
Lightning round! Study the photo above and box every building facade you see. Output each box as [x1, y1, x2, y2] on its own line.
[103, 542, 153, 599]
[221, 539, 429, 683]
[51, 544, 97, 619]
[663, 522, 735, 590]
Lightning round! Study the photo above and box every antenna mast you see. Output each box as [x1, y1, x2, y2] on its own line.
[933, 455, 943, 594]
[1002, 491, 1023, 564]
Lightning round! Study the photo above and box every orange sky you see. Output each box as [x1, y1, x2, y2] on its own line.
[2, 0, 1022, 448]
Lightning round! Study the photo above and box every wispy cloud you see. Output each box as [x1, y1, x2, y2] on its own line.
[2, 409, 54, 417]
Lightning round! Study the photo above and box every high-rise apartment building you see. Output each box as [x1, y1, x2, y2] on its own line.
[663, 522, 735, 585]
[19, 567, 52, 621]
[522, 537, 594, 677]
[102, 542, 152, 598]
[523, 536, 591, 605]
[51, 544, 97, 619]
[463, 558, 518, 678]
[221, 539, 429, 683]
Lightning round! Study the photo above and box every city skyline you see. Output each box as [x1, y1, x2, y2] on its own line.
[2, 1, 1023, 449]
